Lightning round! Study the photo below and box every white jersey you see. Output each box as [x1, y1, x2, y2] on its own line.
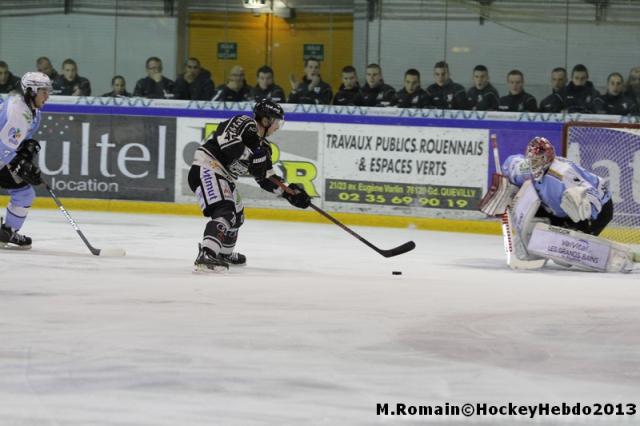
[0, 96, 42, 167]
[503, 154, 610, 220]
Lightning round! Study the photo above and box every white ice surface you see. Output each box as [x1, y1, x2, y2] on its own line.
[1, 209, 639, 425]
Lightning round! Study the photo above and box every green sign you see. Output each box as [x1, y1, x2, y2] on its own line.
[217, 42, 237, 60]
[303, 44, 324, 61]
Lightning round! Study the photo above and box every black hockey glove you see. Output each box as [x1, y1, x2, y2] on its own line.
[9, 139, 42, 185]
[283, 183, 311, 209]
[10, 157, 42, 185]
[16, 139, 41, 162]
[247, 144, 272, 179]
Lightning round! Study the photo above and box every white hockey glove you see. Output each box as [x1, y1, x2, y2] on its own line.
[479, 173, 519, 216]
[560, 186, 591, 222]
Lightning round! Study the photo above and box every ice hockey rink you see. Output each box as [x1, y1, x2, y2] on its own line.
[1, 209, 639, 425]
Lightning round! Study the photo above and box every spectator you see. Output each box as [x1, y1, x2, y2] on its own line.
[395, 68, 430, 108]
[288, 58, 332, 105]
[133, 57, 175, 99]
[353, 63, 396, 107]
[625, 66, 640, 107]
[560, 64, 601, 113]
[498, 70, 537, 112]
[539, 67, 566, 113]
[36, 56, 59, 81]
[250, 65, 286, 102]
[595, 72, 638, 115]
[212, 65, 252, 102]
[174, 57, 215, 101]
[333, 65, 360, 106]
[52, 58, 91, 96]
[102, 75, 131, 97]
[466, 65, 499, 111]
[425, 61, 466, 110]
[0, 61, 20, 94]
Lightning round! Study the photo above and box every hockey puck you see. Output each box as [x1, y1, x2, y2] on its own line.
[392, 271, 402, 275]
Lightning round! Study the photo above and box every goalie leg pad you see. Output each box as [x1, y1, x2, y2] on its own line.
[527, 223, 634, 273]
[479, 173, 519, 216]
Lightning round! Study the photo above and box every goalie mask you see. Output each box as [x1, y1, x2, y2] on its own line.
[525, 137, 555, 181]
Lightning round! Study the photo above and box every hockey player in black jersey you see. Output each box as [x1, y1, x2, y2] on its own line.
[189, 99, 311, 272]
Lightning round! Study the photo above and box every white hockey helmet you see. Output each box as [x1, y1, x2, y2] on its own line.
[21, 71, 53, 95]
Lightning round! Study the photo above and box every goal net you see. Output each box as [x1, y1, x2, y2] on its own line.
[564, 122, 640, 246]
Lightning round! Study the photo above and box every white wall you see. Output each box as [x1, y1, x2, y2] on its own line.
[0, 14, 177, 95]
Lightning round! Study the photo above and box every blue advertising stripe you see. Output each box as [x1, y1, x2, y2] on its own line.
[41, 103, 563, 131]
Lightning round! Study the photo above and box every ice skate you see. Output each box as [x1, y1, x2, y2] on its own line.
[194, 243, 229, 272]
[220, 251, 247, 266]
[0, 218, 32, 250]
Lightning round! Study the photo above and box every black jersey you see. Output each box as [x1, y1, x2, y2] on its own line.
[197, 115, 261, 179]
[594, 93, 638, 115]
[498, 91, 538, 112]
[426, 80, 467, 110]
[466, 83, 500, 111]
[395, 88, 430, 108]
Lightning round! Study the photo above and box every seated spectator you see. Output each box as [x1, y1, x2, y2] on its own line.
[212, 65, 252, 102]
[250, 65, 285, 102]
[174, 57, 215, 101]
[353, 63, 396, 107]
[539, 67, 566, 113]
[466, 65, 499, 111]
[625, 66, 640, 108]
[133, 57, 175, 99]
[560, 64, 601, 113]
[333, 65, 360, 106]
[0, 61, 20, 94]
[288, 58, 332, 105]
[498, 70, 537, 112]
[425, 61, 466, 110]
[52, 58, 92, 96]
[36, 56, 59, 81]
[395, 68, 430, 108]
[102, 75, 131, 97]
[595, 72, 638, 115]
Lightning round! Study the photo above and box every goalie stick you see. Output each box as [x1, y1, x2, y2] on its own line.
[45, 183, 126, 257]
[269, 176, 415, 258]
[491, 134, 545, 270]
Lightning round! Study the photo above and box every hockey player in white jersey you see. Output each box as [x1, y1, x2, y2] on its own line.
[189, 99, 311, 272]
[0, 72, 51, 249]
[481, 136, 634, 272]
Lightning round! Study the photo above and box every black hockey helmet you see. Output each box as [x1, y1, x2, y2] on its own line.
[253, 99, 285, 122]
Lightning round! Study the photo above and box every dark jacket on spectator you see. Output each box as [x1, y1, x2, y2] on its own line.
[539, 91, 564, 113]
[624, 88, 640, 108]
[134, 76, 175, 99]
[212, 84, 252, 102]
[333, 84, 360, 106]
[595, 93, 638, 115]
[288, 77, 333, 105]
[560, 81, 601, 113]
[52, 75, 92, 96]
[395, 88, 430, 108]
[498, 92, 538, 112]
[426, 79, 467, 110]
[250, 83, 286, 103]
[101, 90, 132, 98]
[174, 68, 215, 101]
[0, 72, 20, 94]
[466, 83, 500, 111]
[353, 82, 396, 107]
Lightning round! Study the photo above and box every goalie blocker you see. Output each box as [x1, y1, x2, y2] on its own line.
[501, 180, 635, 273]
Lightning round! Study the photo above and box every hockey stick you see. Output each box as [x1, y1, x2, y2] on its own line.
[269, 176, 415, 257]
[44, 183, 126, 257]
[491, 134, 544, 270]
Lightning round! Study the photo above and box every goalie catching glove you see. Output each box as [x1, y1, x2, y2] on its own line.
[478, 173, 519, 216]
[9, 139, 42, 185]
[560, 186, 594, 223]
[283, 183, 311, 209]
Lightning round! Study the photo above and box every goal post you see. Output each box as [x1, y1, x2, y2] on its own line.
[563, 121, 640, 246]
